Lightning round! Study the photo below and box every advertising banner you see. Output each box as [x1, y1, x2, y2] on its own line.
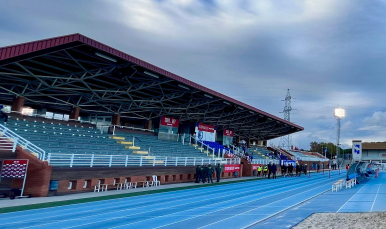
[160, 116, 179, 128]
[224, 164, 241, 173]
[223, 129, 234, 137]
[352, 140, 362, 161]
[195, 123, 216, 142]
[1, 159, 28, 178]
[281, 160, 296, 166]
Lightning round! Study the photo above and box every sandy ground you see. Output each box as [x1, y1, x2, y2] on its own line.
[293, 213, 386, 229]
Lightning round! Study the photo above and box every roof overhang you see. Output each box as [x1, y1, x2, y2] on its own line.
[0, 33, 304, 140]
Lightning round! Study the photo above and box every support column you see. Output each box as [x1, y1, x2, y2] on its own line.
[69, 107, 80, 120]
[263, 140, 267, 147]
[112, 114, 121, 126]
[235, 136, 240, 146]
[11, 96, 25, 112]
[145, 120, 152, 130]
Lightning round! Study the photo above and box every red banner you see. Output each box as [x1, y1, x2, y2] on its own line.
[223, 129, 234, 137]
[197, 123, 215, 133]
[252, 164, 263, 171]
[224, 164, 241, 173]
[160, 117, 179, 127]
[1, 159, 28, 178]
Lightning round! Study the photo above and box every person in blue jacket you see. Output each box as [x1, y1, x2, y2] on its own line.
[0, 105, 8, 124]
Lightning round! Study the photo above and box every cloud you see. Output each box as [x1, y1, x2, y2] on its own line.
[1, 0, 386, 149]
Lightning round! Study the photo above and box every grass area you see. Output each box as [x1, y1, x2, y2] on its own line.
[0, 176, 270, 214]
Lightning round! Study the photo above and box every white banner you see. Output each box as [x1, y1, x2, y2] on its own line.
[352, 140, 362, 161]
[195, 123, 216, 142]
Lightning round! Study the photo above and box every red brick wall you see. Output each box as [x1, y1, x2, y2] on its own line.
[12, 146, 52, 197]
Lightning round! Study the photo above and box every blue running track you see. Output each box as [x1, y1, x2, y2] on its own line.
[0, 171, 348, 229]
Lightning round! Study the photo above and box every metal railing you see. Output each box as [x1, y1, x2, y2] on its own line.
[251, 159, 279, 164]
[0, 124, 45, 160]
[46, 153, 240, 167]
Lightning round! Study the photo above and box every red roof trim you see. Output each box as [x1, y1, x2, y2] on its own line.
[0, 33, 303, 130]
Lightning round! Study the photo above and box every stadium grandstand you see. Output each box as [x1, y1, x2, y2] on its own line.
[0, 33, 310, 198]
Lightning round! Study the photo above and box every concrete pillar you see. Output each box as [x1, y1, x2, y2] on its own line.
[263, 140, 267, 147]
[112, 114, 121, 126]
[145, 120, 152, 130]
[11, 96, 25, 112]
[69, 107, 80, 120]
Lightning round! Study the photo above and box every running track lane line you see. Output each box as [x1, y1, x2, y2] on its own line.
[64, 177, 328, 229]
[241, 186, 331, 228]
[0, 177, 268, 219]
[106, 175, 345, 229]
[336, 176, 372, 213]
[370, 182, 381, 212]
[17, 175, 324, 229]
[1, 177, 287, 226]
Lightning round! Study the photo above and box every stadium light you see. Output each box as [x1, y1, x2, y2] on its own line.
[178, 84, 189, 90]
[334, 108, 345, 118]
[95, 52, 117, 62]
[144, 71, 159, 79]
[204, 94, 213, 99]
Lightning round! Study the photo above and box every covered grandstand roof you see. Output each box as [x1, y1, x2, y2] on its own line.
[0, 33, 303, 140]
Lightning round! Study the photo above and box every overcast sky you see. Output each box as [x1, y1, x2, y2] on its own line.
[1, 0, 386, 149]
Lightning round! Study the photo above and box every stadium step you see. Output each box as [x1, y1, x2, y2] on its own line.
[110, 136, 125, 140]
[117, 141, 133, 145]
[133, 151, 148, 155]
[126, 146, 140, 149]
[143, 156, 155, 159]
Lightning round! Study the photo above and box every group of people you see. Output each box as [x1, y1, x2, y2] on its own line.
[331, 164, 339, 170]
[256, 163, 311, 178]
[195, 164, 222, 183]
[256, 162, 278, 179]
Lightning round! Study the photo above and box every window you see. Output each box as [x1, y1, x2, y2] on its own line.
[68, 181, 73, 190]
[83, 180, 88, 189]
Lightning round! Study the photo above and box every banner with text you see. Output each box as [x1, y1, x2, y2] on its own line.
[223, 129, 234, 147]
[1, 159, 28, 178]
[159, 116, 179, 135]
[224, 164, 241, 173]
[195, 123, 216, 142]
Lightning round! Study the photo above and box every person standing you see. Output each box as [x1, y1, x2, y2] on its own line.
[195, 165, 201, 183]
[200, 165, 206, 183]
[263, 164, 268, 177]
[281, 164, 287, 177]
[207, 164, 214, 183]
[0, 105, 8, 125]
[303, 164, 308, 176]
[257, 165, 262, 177]
[296, 164, 301, 177]
[272, 163, 277, 179]
[288, 163, 293, 177]
[268, 162, 272, 179]
[216, 164, 222, 182]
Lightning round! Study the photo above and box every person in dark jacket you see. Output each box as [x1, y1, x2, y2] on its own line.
[303, 164, 308, 175]
[281, 164, 287, 177]
[216, 164, 222, 182]
[288, 164, 293, 177]
[207, 164, 214, 183]
[202, 165, 208, 183]
[296, 164, 301, 177]
[272, 163, 277, 179]
[268, 162, 272, 179]
[0, 105, 8, 124]
[199, 165, 206, 183]
[195, 165, 201, 183]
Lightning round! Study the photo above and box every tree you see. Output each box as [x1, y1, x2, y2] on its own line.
[309, 141, 349, 159]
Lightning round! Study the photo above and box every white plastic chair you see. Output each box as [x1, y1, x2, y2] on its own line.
[151, 175, 161, 186]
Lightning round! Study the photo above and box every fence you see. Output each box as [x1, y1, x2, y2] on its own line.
[47, 153, 240, 167]
[251, 159, 279, 165]
[0, 124, 45, 160]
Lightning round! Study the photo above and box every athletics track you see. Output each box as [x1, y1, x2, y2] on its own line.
[0, 170, 384, 229]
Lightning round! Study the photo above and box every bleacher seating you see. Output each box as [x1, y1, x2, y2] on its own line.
[6, 118, 210, 158]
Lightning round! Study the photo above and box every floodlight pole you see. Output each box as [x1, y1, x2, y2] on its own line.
[336, 116, 341, 162]
[279, 89, 293, 150]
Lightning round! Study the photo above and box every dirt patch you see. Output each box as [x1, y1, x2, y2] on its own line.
[293, 212, 386, 229]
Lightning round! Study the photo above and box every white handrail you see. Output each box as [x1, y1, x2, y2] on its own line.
[46, 153, 240, 167]
[0, 124, 45, 160]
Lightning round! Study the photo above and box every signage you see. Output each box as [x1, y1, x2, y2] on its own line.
[196, 123, 216, 142]
[1, 159, 28, 178]
[282, 160, 296, 166]
[197, 123, 215, 133]
[352, 140, 362, 161]
[223, 129, 234, 137]
[252, 164, 262, 170]
[224, 164, 241, 173]
[160, 117, 179, 128]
